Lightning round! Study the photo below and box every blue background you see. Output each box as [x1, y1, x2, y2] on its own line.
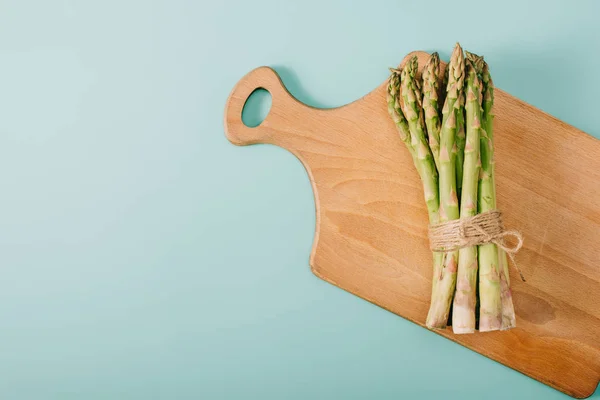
[1, 1, 598, 399]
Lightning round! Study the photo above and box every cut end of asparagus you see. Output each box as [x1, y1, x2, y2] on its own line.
[426, 309, 449, 330]
[452, 292, 476, 334]
[479, 316, 503, 332]
[453, 326, 476, 335]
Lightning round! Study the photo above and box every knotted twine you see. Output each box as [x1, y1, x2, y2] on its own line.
[428, 209, 526, 281]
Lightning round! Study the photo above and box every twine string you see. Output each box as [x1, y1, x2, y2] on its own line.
[428, 210, 526, 281]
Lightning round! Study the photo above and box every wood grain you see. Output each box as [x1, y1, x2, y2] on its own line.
[223, 51, 600, 399]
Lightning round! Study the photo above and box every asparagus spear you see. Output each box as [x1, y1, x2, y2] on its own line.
[387, 70, 415, 159]
[478, 57, 502, 332]
[452, 53, 483, 334]
[422, 53, 442, 171]
[425, 43, 465, 329]
[499, 249, 516, 329]
[399, 56, 439, 224]
[440, 64, 449, 108]
[387, 63, 444, 294]
[455, 93, 466, 204]
[454, 56, 466, 204]
[480, 60, 517, 330]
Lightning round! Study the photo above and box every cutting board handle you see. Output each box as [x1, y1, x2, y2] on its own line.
[224, 66, 307, 146]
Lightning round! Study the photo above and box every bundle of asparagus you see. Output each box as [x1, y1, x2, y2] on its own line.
[387, 43, 516, 333]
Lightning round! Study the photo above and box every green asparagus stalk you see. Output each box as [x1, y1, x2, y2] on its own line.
[499, 249, 516, 329]
[399, 58, 444, 293]
[422, 53, 442, 171]
[387, 63, 444, 294]
[454, 58, 466, 204]
[426, 43, 465, 329]
[399, 57, 439, 225]
[440, 64, 449, 108]
[452, 53, 483, 334]
[480, 60, 517, 330]
[455, 94, 466, 203]
[387, 70, 415, 160]
[478, 57, 502, 332]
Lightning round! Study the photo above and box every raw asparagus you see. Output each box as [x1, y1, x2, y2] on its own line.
[422, 53, 442, 171]
[387, 70, 415, 159]
[480, 60, 517, 330]
[452, 53, 483, 334]
[426, 43, 465, 329]
[388, 63, 444, 294]
[478, 56, 503, 332]
[455, 94, 466, 203]
[399, 56, 439, 224]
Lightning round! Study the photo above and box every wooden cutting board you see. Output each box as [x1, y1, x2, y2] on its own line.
[223, 51, 600, 399]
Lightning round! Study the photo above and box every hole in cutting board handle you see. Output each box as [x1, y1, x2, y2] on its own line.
[242, 88, 272, 128]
